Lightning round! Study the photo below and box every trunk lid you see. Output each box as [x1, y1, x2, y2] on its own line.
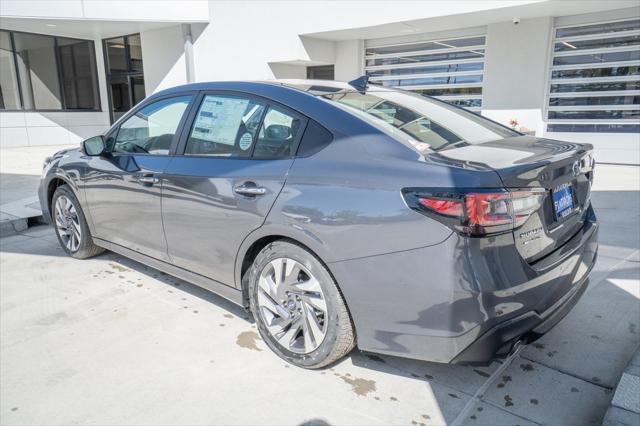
[434, 136, 595, 262]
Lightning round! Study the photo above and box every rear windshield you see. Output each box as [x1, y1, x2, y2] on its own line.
[318, 89, 519, 153]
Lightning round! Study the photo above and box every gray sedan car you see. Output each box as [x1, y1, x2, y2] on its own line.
[39, 78, 598, 368]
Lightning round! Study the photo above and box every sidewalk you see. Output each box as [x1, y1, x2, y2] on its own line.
[0, 145, 76, 235]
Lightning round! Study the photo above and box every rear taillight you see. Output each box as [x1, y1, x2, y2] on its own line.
[403, 188, 546, 236]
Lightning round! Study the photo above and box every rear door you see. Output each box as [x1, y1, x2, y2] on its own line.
[161, 92, 307, 286]
[83, 93, 195, 261]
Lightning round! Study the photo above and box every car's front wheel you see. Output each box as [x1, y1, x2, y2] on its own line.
[248, 240, 355, 368]
[52, 184, 104, 259]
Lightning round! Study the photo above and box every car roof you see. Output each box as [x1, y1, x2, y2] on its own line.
[149, 79, 395, 100]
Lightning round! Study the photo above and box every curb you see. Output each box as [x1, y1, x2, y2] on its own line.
[0, 215, 45, 238]
[603, 347, 640, 426]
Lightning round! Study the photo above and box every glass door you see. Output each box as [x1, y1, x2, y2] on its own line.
[103, 34, 145, 123]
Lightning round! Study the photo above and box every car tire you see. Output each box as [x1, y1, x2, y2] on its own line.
[248, 240, 355, 369]
[51, 184, 104, 259]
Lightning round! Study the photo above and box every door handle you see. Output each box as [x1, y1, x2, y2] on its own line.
[135, 174, 159, 186]
[234, 184, 267, 196]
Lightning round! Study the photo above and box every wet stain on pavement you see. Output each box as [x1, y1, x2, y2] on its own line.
[571, 387, 580, 392]
[448, 393, 460, 399]
[629, 323, 637, 334]
[520, 363, 534, 372]
[504, 394, 514, 407]
[109, 263, 129, 272]
[424, 373, 434, 380]
[530, 398, 539, 405]
[389, 396, 398, 401]
[11, 407, 18, 412]
[533, 342, 545, 349]
[473, 369, 490, 378]
[236, 331, 262, 351]
[338, 374, 376, 397]
[223, 314, 234, 319]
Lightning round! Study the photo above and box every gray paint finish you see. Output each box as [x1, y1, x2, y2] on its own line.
[38, 80, 599, 363]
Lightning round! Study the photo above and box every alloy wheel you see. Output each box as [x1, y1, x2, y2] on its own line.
[256, 257, 328, 354]
[54, 195, 81, 252]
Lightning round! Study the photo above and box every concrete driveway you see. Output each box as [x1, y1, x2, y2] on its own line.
[1, 165, 638, 426]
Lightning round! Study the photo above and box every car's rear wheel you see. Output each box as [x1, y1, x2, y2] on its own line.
[52, 184, 104, 259]
[248, 240, 355, 369]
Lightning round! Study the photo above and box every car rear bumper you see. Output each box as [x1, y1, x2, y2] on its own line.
[328, 205, 598, 363]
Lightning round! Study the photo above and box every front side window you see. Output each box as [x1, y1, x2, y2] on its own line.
[185, 95, 266, 157]
[113, 95, 192, 155]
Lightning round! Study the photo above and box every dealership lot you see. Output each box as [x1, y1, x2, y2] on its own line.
[1, 165, 638, 426]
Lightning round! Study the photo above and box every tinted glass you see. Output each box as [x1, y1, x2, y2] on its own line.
[555, 19, 640, 38]
[366, 50, 485, 67]
[320, 91, 518, 152]
[57, 37, 99, 109]
[114, 95, 192, 155]
[552, 66, 640, 79]
[185, 95, 266, 157]
[367, 62, 483, 77]
[128, 34, 143, 72]
[550, 81, 640, 93]
[554, 35, 640, 52]
[548, 123, 639, 133]
[548, 110, 639, 120]
[366, 37, 485, 55]
[0, 31, 21, 109]
[13, 32, 61, 109]
[109, 76, 131, 122]
[553, 50, 640, 66]
[105, 37, 127, 73]
[254, 106, 303, 159]
[549, 95, 639, 107]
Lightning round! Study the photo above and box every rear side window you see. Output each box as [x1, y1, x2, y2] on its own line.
[113, 95, 192, 155]
[253, 106, 303, 159]
[185, 95, 266, 157]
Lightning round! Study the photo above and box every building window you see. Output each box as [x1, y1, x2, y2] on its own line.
[104, 34, 145, 123]
[307, 65, 335, 80]
[0, 30, 100, 111]
[546, 18, 640, 133]
[364, 35, 486, 111]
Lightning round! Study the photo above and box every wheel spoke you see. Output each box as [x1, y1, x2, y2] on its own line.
[256, 257, 329, 354]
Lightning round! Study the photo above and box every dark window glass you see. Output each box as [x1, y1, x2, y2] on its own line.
[367, 62, 484, 77]
[12, 32, 61, 109]
[254, 106, 303, 159]
[0, 31, 21, 109]
[297, 120, 333, 157]
[549, 95, 640, 107]
[554, 35, 640, 52]
[548, 123, 639, 133]
[553, 50, 640, 66]
[447, 98, 482, 108]
[550, 81, 640, 93]
[552, 66, 640, 79]
[379, 74, 482, 87]
[114, 95, 192, 155]
[548, 110, 639, 120]
[57, 37, 99, 109]
[556, 19, 640, 38]
[366, 50, 485, 67]
[307, 65, 334, 80]
[109, 76, 131, 122]
[185, 95, 266, 157]
[131, 76, 145, 105]
[413, 87, 483, 96]
[366, 37, 485, 55]
[105, 37, 127, 73]
[128, 34, 143, 72]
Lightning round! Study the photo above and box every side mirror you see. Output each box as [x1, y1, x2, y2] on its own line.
[83, 135, 106, 156]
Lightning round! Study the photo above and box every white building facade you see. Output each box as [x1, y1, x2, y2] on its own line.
[1, 0, 638, 164]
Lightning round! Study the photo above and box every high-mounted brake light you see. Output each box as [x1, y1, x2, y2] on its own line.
[403, 188, 546, 236]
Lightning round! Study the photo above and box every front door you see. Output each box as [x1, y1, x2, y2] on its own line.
[83, 94, 194, 261]
[162, 93, 306, 286]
